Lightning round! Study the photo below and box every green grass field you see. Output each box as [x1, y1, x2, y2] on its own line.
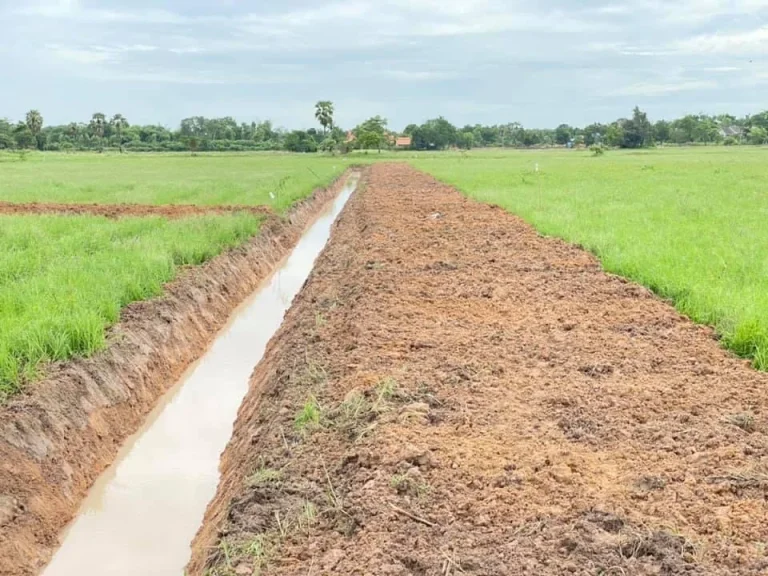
[0, 152, 352, 213]
[0, 213, 263, 397]
[1, 147, 765, 398]
[411, 146, 768, 369]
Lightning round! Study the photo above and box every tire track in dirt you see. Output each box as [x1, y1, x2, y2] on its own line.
[0, 201, 272, 219]
[189, 163, 768, 576]
[0, 170, 357, 576]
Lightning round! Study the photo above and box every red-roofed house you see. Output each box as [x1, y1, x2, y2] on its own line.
[395, 136, 412, 148]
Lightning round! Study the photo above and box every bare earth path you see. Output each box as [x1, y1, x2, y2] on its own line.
[0, 201, 272, 219]
[189, 163, 768, 576]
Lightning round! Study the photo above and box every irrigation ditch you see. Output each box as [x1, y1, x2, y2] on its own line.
[0, 168, 363, 576]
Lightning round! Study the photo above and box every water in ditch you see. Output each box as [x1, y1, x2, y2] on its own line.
[42, 174, 359, 576]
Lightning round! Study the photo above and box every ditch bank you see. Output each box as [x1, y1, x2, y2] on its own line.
[0, 168, 363, 576]
[189, 163, 768, 576]
[0, 201, 273, 219]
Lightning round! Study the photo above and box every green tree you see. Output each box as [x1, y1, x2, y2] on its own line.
[583, 123, 607, 146]
[621, 106, 653, 148]
[554, 124, 573, 146]
[0, 132, 15, 149]
[693, 116, 721, 145]
[410, 117, 457, 150]
[254, 120, 276, 143]
[748, 126, 767, 145]
[13, 124, 35, 149]
[25, 110, 44, 150]
[673, 115, 698, 143]
[110, 114, 129, 153]
[314, 101, 334, 135]
[319, 136, 337, 154]
[284, 130, 318, 153]
[89, 113, 107, 151]
[653, 120, 670, 144]
[355, 116, 388, 152]
[605, 122, 625, 147]
[456, 130, 475, 150]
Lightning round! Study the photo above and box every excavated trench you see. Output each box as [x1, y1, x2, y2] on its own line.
[0, 172, 360, 576]
[39, 173, 359, 576]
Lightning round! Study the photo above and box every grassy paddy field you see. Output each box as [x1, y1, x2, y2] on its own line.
[0, 152, 355, 397]
[0, 213, 263, 396]
[0, 152, 352, 212]
[411, 146, 768, 369]
[1, 146, 766, 397]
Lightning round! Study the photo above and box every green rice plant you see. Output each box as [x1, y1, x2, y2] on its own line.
[0, 213, 263, 397]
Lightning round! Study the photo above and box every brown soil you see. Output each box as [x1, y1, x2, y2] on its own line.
[0, 170, 358, 576]
[188, 163, 768, 576]
[0, 201, 273, 219]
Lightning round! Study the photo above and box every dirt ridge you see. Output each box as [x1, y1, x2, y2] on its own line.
[0, 201, 273, 219]
[188, 163, 768, 576]
[0, 169, 360, 576]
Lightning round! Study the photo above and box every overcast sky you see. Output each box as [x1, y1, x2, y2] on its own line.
[1, 0, 766, 130]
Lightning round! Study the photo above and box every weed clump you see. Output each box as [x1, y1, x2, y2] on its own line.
[726, 412, 756, 433]
[294, 396, 322, 431]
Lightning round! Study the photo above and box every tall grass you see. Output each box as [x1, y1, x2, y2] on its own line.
[0, 213, 262, 397]
[412, 146, 768, 370]
[0, 153, 353, 213]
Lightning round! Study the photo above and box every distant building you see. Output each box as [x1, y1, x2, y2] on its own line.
[395, 136, 412, 148]
[719, 126, 744, 139]
[345, 131, 356, 143]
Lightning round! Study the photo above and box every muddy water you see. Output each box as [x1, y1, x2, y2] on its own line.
[41, 174, 359, 576]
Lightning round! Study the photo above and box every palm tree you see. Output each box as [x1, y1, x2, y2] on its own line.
[89, 113, 106, 152]
[110, 114, 129, 153]
[25, 110, 43, 150]
[315, 101, 334, 135]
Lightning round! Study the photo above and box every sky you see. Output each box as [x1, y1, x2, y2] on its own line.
[0, 0, 766, 130]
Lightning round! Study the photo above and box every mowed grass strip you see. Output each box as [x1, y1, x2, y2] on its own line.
[0, 213, 262, 398]
[412, 146, 768, 369]
[0, 153, 352, 212]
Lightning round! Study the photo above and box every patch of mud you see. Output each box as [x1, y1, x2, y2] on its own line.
[0, 201, 273, 219]
[189, 164, 768, 575]
[0, 169, 360, 576]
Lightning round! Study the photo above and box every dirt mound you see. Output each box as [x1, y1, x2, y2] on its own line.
[0, 201, 272, 219]
[0, 170, 357, 576]
[189, 163, 768, 575]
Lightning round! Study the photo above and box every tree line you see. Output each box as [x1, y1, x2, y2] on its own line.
[2, 103, 768, 154]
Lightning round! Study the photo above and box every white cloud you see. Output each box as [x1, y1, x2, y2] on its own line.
[18, 1, 188, 23]
[408, 12, 594, 36]
[243, 1, 370, 28]
[611, 79, 717, 96]
[384, 0, 494, 16]
[675, 26, 768, 54]
[701, 66, 742, 72]
[18, 0, 80, 17]
[44, 43, 158, 65]
[45, 44, 113, 64]
[5, 0, 768, 128]
[380, 69, 457, 80]
[599, 0, 768, 23]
